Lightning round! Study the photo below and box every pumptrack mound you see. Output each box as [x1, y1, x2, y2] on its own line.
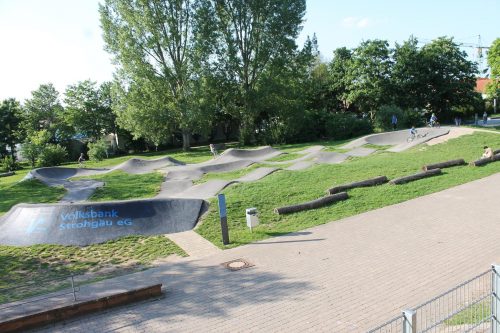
[342, 128, 450, 152]
[0, 198, 204, 246]
[1, 135, 456, 246]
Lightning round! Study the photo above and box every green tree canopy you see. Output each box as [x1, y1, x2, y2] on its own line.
[345, 39, 393, 119]
[22, 83, 71, 143]
[328, 47, 353, 112]
[211, 0, 306, 143]
[0, 98, 23, 159]
[63, 80, 116, 141]
[100, 0, 213, 150]
[391, 36, 427, 110]
[486, 38, 500, 99]
[420, 37, 478, 117]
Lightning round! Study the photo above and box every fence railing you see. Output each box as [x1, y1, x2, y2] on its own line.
[368, 265, 500, 333]
[0, 274, 80, 310]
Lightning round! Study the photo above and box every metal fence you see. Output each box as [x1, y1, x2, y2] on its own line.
[367, 313, 405, 333]
[0, 274, 80, 310]
[368, 265, 500, 333]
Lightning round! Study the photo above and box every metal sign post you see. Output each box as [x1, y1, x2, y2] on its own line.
[218, 194, 230, 245]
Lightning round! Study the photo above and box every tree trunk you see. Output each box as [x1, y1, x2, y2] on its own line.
[422, 159, 466, 171]
[327, 176, 388, 194]
[471, 154, 500, 166]
[10, 146, 16, 161]
[389, 168, 442, 185]
[181, 129, 190, 151]
[275, 192, 349, 215]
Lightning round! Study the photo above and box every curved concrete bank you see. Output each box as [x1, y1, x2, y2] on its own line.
[0, 198, 204, 246]
[341, 128, 450, 152]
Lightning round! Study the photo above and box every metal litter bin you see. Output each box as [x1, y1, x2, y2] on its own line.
[246, 208, 259, 231]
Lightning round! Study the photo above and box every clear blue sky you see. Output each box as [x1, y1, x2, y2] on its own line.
[1, 0, 498, 101]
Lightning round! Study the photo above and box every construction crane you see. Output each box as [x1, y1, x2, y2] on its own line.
[457, 35, 491, 75]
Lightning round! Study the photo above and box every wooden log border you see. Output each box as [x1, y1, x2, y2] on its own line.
[275, 192, 348, 215]
[326, 176, 388, 194]
[422, 159, 466, 171]
[389, 168, 442, 185]
[470, 154, 500, 167]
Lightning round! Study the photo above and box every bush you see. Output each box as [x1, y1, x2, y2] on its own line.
[87, 140, 109, 161]
[37, 144, 68, 167]
[374, 105, 405, 131]
[375, 105, 424, 131]
[0, 156, 18, 172]
[21, 143, 40, 168]
[324, 113, 372, 140]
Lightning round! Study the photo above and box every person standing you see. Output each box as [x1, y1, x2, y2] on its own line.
[209, 144, 218, 158]
[391, 114, 398, 130]
[77, 153, 85, 167]
[483, 112, 488, 125]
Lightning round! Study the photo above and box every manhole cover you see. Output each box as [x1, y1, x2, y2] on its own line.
[221, 258, 254, 271]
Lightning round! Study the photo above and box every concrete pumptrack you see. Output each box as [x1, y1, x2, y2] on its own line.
[0, 128, 449, 246]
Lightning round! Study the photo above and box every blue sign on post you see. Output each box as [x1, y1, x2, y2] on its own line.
[218, 194, 229, 245]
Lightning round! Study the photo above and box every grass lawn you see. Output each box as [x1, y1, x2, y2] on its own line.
[445, 300, 490, 325]
[0, 144, 216, 214]
[196, 132, 500, 248]
[77, 170, 164, 201]
[0, 235, 186, 303]
[0, 168, 65, 216]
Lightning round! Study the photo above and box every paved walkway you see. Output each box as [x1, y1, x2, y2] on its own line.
[33, 172, 500, 333]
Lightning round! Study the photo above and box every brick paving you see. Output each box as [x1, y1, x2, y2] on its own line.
[33, 172, 500, 333]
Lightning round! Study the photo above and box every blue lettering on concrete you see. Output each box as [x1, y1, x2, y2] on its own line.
[26, 218, 48, 234]
[59, 219, 116, 230]
[60, 209, 119, 222]
[58, 217, 134, 231]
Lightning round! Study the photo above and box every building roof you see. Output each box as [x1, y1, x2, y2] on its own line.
[476, 78, 492, 93]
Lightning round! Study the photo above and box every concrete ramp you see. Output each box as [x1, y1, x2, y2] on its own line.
[214, 146, 282, 163]
[0, 198, 204, 246]
[170, 180, 235, 199]
[111, 156, 184, 174]
[314, 152, 349, 164]
[27, 167, 109, 184]
[165, 160, 254, 181]
[342, 128, 450, 151]
[345, 147, 377, 157]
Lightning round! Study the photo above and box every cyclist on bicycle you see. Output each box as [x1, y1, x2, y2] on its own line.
[409, 126, 418, 137]
[429, 113, 438, 127]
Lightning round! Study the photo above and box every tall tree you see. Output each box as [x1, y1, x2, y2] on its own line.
[486, 38, 500, 100]
[328, 47, 353, 112]
[420, 37, 477, 117]
[0, 98, 22, 159]
[212, 0, 306, 143]
[391, 36, 428, 110]
[345, 40, 393, 119]
[22, 84, 70, 143]
[100, 0, 213, 150]
[63, 80, 116, 141]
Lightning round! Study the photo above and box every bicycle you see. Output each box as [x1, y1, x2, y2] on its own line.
[427, 121, 440, 128]
[406, 132, 426, 143]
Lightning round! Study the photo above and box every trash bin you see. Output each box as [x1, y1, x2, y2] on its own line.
[246, 208, 259, 230]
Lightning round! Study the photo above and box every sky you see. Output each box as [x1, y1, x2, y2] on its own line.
[0, 0, 499, 102]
